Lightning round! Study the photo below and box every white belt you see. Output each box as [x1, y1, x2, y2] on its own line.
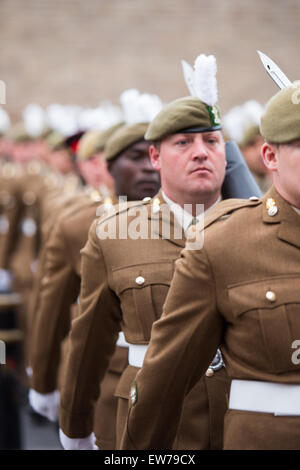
[128, 344, 148, 368]
[116, 332, 130, 349]
[229, 379, 300, 416]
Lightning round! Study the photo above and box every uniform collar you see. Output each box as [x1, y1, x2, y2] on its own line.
[162, 190, 221, 231]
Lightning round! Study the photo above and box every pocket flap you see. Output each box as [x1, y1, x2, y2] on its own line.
[112, 261, 174, 295]
[228, 275, 300, 317]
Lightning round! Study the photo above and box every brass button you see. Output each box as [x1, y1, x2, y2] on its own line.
[23, 191, 36, 206]
[135, 276, 145, 285]
[205, 367, 214, 377]
[266, 290, 276, 302]
[268, 206, 278, 217]
[130, 382, 138, 405]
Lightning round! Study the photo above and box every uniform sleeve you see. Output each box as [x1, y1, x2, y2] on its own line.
[59, 220, 122, 438]
[30, 219, 80, 393]
[121, 246, 225, 450]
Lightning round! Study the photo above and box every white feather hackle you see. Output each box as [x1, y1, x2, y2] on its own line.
[194, 54, 218, 106]
[223, 100, 265, 144]
[23, 104, 47, 138]
[0, 107, 10, 133]
[120, 89, 163, 125]
[181, 54, 218, 106]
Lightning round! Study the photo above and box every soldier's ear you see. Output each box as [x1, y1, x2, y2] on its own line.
[149, 144, 161, 171]
[261, 141, 279, 172]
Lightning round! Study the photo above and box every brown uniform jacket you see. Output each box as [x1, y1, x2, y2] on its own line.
[30, 194, 128, 449]
[121, 186, 300, 450]
[59, 192, 230, 449]
[0, 161, 23, 271]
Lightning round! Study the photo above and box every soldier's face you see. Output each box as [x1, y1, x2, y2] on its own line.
[150, 131, 226, 204]
[77, 152, 114, 191]
[12, 142, 39, 162]
[50, 149, 74, 174]
[262, 140, 300, 207]
[242, 135, 268, 177]
[108, 140, 161, 201]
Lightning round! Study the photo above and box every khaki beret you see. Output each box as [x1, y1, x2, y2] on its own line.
[39, 126, 53, 140]
[260, 83, 300, 143]
[145, 96, 222, 141]
[94, 122, 125, 153]
[105, 122, 149, 161]
[7, 122, 33, 143]
[77, 130, 103, 161]
[240, 124, 261, 148]
[46, 130, 66, 151]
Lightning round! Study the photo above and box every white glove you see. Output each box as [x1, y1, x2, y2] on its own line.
[59, 429, 98, 450]
[0, 269, 13, 292]
[28, 389, 60, 422]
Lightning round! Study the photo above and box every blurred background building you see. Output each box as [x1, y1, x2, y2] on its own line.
[0, 0, 299, 450]
[0, 0, 299, 120]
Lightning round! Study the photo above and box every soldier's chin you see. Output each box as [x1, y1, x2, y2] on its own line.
[133, 184, 159, 201]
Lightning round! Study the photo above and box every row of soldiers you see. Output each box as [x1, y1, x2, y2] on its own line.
[0, 51, 294, 450]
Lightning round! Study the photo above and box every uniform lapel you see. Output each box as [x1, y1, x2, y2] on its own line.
[148, 190, 186, 248]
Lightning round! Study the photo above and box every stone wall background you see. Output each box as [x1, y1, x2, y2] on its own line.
[0, 0, 299, 121]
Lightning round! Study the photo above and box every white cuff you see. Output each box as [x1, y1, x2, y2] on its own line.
[59, 429, 97, 450]
[28, 389, 59, 422]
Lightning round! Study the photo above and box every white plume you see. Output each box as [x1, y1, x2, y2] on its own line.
[223, 100, 265, 144]
[120, 89, 163, 125]
[181, 54, 218, 106]
[181, 60, 197, 96]
[45, 104, 81, 137]
[0, 107, 10, 133]
[23, 103, 47, 137]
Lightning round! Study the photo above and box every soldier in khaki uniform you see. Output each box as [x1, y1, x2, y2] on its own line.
[6, 125, 84, 370]
[29, 122, 160, 450]
[59, 57, 261, 450]
[120, 83, 300, 450]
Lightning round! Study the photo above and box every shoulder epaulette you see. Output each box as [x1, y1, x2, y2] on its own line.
[96, 199, 149, 225]
[204, 197, 262, 230]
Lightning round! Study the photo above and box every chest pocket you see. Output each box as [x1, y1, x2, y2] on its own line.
[228, 275, 300, 374]
[112, 261, 175, 342]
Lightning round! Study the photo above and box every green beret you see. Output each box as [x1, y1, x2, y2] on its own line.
[105, 122, 149, 161]
[145, 96, 221, 141]
[94, 122, 125, 153]
[77, 130, 103, 161]
[260, 83, 300, 143]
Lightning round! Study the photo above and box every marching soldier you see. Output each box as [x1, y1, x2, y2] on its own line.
[29, 119, 160, 450]
[120, 82, 300, 450]
[58, 57, 261, 450]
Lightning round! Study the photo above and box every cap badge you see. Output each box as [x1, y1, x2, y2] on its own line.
[206, 105, 221, 126]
